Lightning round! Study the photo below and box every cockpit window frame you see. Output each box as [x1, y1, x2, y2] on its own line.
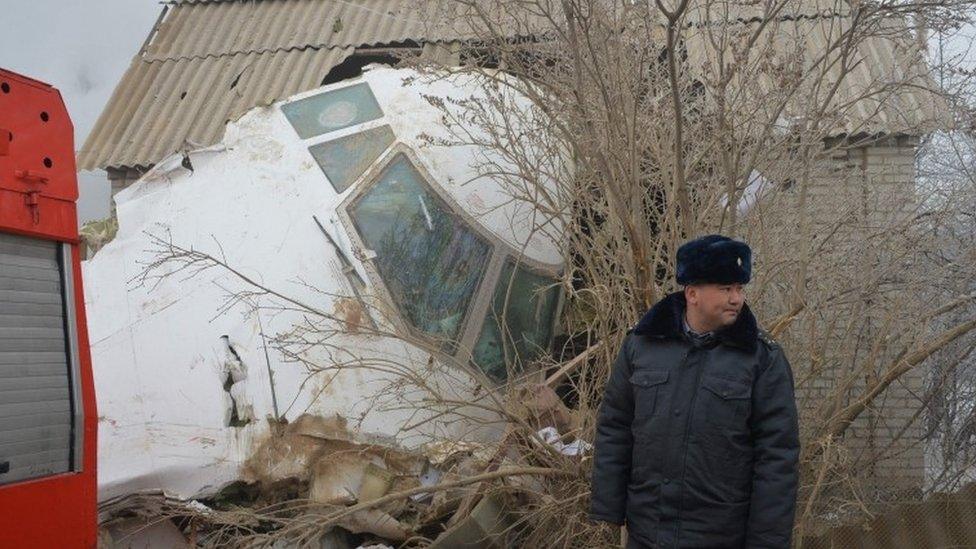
[467, 257, 565, 382]
[336, 144, 499, 355]
[331, 139, 563, 385]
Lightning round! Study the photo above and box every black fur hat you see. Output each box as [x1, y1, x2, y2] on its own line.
[676, 234, 752, 285]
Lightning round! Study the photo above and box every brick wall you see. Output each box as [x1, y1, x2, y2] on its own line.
[106, 166, 149, 215]
[747, 135, 926, 495]
[804, 136, 925, 493]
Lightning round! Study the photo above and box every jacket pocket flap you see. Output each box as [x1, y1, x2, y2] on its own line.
[702, 376, 751, 399]
[630, 370, 669, 387]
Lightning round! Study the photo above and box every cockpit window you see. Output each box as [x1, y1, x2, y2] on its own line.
[282, 82, 384, 139]
[349, 153, 491, 345]
[472, 260, 560, 382]
[309, 125, 395, 193]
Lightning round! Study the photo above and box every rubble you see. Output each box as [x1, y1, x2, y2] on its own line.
[99, 518, 190, 549]
[93, 379, 585, 547]
[428, 493, 517, 548]
[535, 427, 591, 457]
[94, 428, 580, 546]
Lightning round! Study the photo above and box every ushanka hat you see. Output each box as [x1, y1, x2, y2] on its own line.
[675, 234, 752, 285]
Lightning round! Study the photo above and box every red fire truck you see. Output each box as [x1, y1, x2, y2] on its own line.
[0, 69, 97, 547]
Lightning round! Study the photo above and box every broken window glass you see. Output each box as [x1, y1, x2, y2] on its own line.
[282, 82, 384, 139]
[349, 153, 490, 345]
[309, 125, 395, 193]
[472, 261, 560, 382]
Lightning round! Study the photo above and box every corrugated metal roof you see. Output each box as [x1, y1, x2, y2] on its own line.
[80, 0, 507, 171]
[79, 0, 946, 171]
[682, 1, 947, 136]
[80, 47, 353, 170]
[144, 0, 470, 61]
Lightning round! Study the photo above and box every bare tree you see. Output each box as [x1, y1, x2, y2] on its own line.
[124, 0, 976, 546]
[401, 0, 976, 545]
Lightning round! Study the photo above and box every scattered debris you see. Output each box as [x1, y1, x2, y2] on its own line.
[80, 216, 119, 259]
[338, 508, 409, 541]
[410, 464, 443, 502]
[536, 426, 591, 457]
[95, 398, 586, 547]
[99, 517, 190, 549]
[423, 439, 494, 467]
[519, 383, 580, 434]
[429, 493, 517, 548]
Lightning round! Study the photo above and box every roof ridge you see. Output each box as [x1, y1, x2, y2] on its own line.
[683, 9, 852, 29]
[141, 43, 364, 64]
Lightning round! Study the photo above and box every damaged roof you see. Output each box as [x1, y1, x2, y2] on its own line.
[79, 0, 480, 171]
[80, 47, 355, 171]
[681, 6, 948, 138]
[79, 0, 946, 171]
[142, 0, 473, 60]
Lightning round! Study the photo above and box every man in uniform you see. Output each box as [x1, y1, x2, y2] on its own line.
[590, 234, 800, 548]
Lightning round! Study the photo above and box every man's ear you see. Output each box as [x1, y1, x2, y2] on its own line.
[684, 285, 695, 305]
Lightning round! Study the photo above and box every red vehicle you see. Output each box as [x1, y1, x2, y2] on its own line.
[0, 69, 97, 548]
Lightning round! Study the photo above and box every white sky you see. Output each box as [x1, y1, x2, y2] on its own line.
[0, 0, 161, 225]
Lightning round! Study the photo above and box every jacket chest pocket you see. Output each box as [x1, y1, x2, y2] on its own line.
[700, 375, 752, 430]
[630, 370, 669, 419]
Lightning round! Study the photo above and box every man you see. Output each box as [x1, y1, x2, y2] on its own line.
[590, 234, 800, 548]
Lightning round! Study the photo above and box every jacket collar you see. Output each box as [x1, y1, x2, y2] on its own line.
[632, 291, 758, 353]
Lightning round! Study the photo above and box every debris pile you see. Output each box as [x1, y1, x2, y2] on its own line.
[97, 381, 591, 548]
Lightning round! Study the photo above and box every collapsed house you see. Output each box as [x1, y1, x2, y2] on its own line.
[78, 0, 952, 545]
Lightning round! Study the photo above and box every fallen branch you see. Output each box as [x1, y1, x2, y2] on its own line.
[545, 340, 604, 387]
[816, 317, 976, 455]
[306, 466, 572, 535]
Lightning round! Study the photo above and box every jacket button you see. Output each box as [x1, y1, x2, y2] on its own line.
[673, 410, 681, 416]
[663, 477, 670, 484]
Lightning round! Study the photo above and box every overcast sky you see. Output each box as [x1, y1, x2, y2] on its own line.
[1, 1, 161, 224]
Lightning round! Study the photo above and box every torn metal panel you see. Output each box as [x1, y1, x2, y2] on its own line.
[84, 66, 565, 503]
[310, 454, 376, 505]
[535, 427, 591, 457]
[429, 493, 517, 549]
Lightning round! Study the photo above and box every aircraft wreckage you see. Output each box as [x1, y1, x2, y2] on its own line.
[84, 67, 575, 543]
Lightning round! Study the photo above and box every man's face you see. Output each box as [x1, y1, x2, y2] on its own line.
[685, 283, 745, 331]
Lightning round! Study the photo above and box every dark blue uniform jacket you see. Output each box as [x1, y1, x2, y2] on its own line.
[590, 292, 800, 548]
